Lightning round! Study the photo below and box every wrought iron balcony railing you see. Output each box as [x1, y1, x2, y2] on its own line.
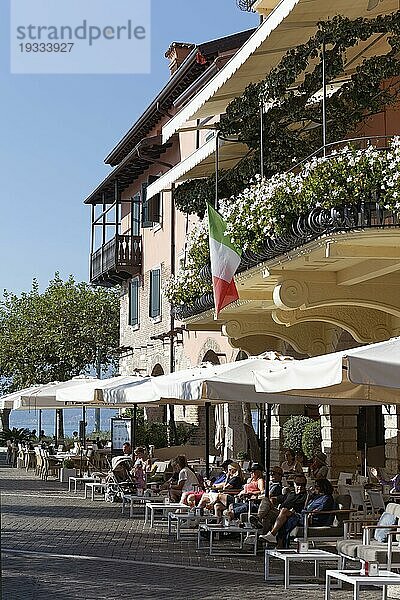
[175, 200, 400, 320]
[90, 234, 142, 287]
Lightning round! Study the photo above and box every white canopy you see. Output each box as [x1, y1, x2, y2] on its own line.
[57, 375, 159, 406]
[12, 376, 99, 410]
[40, 339, 400, 410]
[150, 353, 293, 405]
[253, 338, 400, 404]
[0, 385, 43, 410]
[148, 346, 399, 407]
[347, 338, 400, 388]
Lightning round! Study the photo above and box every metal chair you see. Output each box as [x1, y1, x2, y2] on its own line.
[366, 489, 386, 517]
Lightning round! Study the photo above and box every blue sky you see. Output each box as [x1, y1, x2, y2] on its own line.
[0, 0, 257, 295]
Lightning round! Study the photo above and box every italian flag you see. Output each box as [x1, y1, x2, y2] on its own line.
[207, 204, 241, 317]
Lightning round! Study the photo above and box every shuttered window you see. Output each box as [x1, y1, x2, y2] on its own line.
[149, 268, 161, 318]
[129, 277, 140, 327]
[141, 176, 161, 228]
[131, 194, 141, 236]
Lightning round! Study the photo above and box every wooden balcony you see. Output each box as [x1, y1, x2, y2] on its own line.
[90, 234, 142, 287]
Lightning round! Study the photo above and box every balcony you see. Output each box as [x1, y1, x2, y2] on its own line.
[250, 0, 280, 16]
[90, 235, 142, 287]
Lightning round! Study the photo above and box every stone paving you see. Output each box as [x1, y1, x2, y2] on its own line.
[0, 464, 382, 600]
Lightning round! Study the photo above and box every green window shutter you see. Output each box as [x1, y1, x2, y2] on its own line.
[141, 182, 151, 228]
[148, 193, 162, 225]
[149, 268, 161, 318]
[131, 194, 141, 236]
[141, 176, 160, 228]
[129, 278, 139, 326]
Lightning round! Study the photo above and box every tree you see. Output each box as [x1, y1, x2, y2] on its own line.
[0, 273, 120, 432]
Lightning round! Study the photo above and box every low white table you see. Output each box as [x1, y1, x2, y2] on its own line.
[167, 512, 218, 540]
[325, 570, 400, 600]
[197, 523, 259, 556]
[122, 494, 164, 518]
[144, 502, 189, 528]
[265, 548, 341, 589]
[84, 481, 106, 501]
[68, 476, 98, 493]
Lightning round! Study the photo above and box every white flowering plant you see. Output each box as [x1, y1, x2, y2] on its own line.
[163, 216, 211, 306]
[164, 139, 400, 307]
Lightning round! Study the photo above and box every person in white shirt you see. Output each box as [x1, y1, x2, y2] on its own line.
[169, 455, 200, 502]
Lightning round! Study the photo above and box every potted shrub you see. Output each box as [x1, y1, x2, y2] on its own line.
[302, 420, 322, 459]
[282, 415, 313, 452]
[236, 451, 249, 468]
[60, 458, 75, 483]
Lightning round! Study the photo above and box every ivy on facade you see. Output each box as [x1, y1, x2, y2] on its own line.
[174, 12, 400, 217]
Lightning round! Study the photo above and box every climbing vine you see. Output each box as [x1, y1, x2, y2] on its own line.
[174, 12, 400, 217]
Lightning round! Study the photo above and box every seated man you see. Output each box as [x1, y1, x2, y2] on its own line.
[168, 455, 201, 502]
[251, 473, 308, 536]
[262, 478, 335, 548]
[269, 466, 284, 501]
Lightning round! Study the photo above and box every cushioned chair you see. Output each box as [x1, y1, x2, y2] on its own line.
[292, 493, 353, 545]
[337, 502, 400, 568]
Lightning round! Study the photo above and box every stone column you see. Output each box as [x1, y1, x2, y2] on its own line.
[383, 405, 400, 475]
[320, 405, 359, 478]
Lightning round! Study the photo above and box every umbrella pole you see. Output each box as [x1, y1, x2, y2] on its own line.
[54, 410, 58, 447]
[132, 404, 137, 449]
[38, 410, 42, 440]
[205, 402, 210, 479]
[259, 404, 265, 467]
[264, 404, 272, 493]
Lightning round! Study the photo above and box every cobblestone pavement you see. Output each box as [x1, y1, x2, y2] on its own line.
[0, 465, 382, 600]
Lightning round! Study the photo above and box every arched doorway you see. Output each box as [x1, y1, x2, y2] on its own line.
[151, 364, 164, 377]
[202, 350, 221, 365]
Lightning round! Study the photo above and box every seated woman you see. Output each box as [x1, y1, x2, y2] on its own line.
[308, 451, 328, 481]
[132, 446, 151, 493]
[281, 449, 303, 477]
[262, 478, 335, 548]
[224, 463, 265, 522]
[201, 462, 243, 518]
[168, 455, 201, 502]
[182, 460, 233, 508]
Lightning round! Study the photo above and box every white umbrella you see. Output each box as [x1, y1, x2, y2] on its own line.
[151, 354, 293, 404]
[253, 338, 400, 405]
[347, 337, 400, 388]
[0, 385, 42, 410]
[13, 376, 99, 410]
[56, 375, 159, 406]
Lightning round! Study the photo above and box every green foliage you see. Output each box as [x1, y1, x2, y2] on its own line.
[121, 407, 197, 448]
[175, 12, 400, 216]
[0, 273, 120, 394]
[0, 427, 32, 443]
[173, 155, 258, 217]
[87, 430, 110, 442]
[282, 416, 313, 452]
[236, 450, 249, 461]
[63, 459, 75, 469]
[302, 420, 322, 459]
